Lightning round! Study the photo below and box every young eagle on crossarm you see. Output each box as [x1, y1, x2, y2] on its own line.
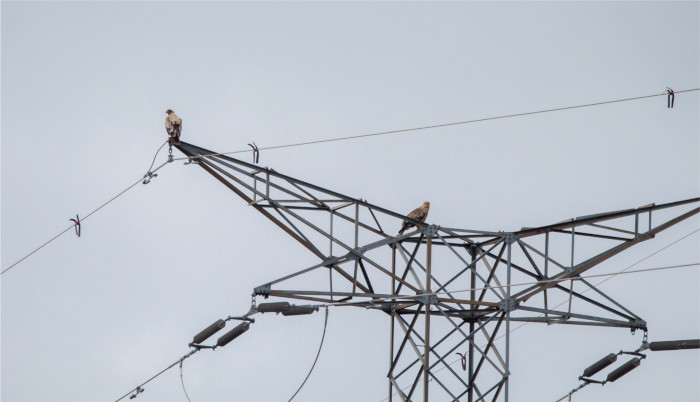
[165, 109, 182, 145]
[399, 201, 430, 234]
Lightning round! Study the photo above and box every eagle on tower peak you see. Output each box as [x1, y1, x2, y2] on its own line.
[165, 109, 182, 145]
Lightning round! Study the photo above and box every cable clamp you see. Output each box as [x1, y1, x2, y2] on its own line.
[129, 386, 144, 399]
[248, 142, 260, 164]
[666, 87, 675, 108]
[142, 171, 157, 185]
[184, 157, 200, 165]
[455, 352, 467, 371]
[69, 214, 81, 237]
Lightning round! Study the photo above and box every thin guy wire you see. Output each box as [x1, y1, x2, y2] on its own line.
[288, 307, 330, 402]
[2, 151, 171, 275]
[172, 88, 699, 161]
[378, 229, 698, 401]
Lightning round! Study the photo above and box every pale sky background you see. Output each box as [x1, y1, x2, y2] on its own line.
[2, 2, 699, 402]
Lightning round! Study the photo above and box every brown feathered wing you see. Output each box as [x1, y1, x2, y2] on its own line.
[399, 203, 430, 235]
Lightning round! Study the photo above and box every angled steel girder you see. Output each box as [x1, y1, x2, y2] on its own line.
[175, 141, 699, 401]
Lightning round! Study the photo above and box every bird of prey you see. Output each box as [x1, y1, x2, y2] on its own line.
[398, 201, 430, 234]
[165, 109, 182, 145]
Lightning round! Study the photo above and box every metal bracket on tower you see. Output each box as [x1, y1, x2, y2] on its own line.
[498, 297, 517, 312]
[416, 291, 438, 305]
[422, 224, 440, 237]
[347, 247, 366, 260]
[634, 319, 648, 330]
[254, 284, 272, 298]
[503, 232, 518, 245]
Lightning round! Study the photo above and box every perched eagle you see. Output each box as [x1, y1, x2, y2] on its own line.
[165, 109, 182, 145]
[399, 201, 430, 234]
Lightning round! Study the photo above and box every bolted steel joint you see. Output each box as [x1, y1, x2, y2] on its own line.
[254, 284, 271, 298]
[498, 297, 517, 312]
[347, 247, 366, 260]
[634, 319, 647, 330]
[416, 291, 438, 305]
[421, 224, 440, 237]
[503, 232, 518, 244]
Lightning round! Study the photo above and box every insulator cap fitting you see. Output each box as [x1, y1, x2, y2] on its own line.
[583, 353, 617, 378]
[216, 322, 250, 347]
[192, 319, 226, 344]
[606, 357, 641, 383]
[257, 302, 291, 313]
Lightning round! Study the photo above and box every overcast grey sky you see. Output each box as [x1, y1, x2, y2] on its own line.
[2, 2, 698, 402]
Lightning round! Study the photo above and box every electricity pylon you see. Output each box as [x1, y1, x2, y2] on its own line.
[175, 141, 699, 402]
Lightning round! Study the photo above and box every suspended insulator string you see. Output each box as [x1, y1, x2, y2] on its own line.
[2, 150, 171, 275]
[173, 88, 699, 161]
[288, 307, 329, 402]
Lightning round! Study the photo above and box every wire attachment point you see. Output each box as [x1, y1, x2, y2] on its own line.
[248, 142, 260, 164]
[142, 171, 158, 185]
[128, 386, 144, 399]
[69, 214, 81, 237]
[455, 352, 467, 371]
[666, 87, 675, 108]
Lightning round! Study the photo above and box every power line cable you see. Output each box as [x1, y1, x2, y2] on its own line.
[172, 88, 699, 161]
[1, 142, 172, 275]
[288, 307, 330, 402]
[6, 89, 697, 274]
[180, 359, 193, 402]
[115, 349, 198, 402]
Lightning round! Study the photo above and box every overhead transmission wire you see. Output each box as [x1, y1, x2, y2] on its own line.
[4, 88, 697, 275]
[1, 140, 170, 275]
[377, 228, 699, 402]
[114, 349, 198, 402]
[171, 88, 699, 161]
[288, 307, 330, 402]
[180, 359, 193, 402]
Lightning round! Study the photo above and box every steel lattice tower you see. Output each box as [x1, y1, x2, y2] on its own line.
[175, 141, 699, 402]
